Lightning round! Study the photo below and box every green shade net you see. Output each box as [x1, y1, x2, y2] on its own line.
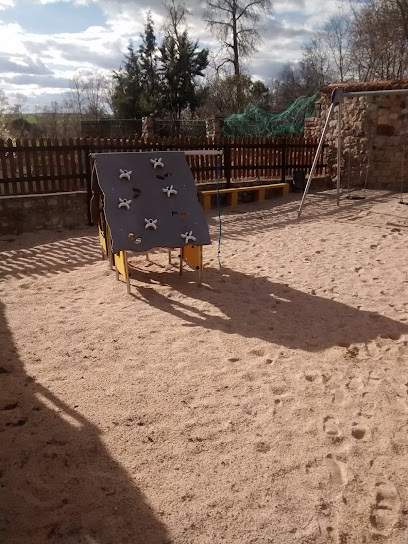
[222, 94, 318, 138]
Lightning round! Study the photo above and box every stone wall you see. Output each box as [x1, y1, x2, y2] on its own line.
[304, 84, 408, 191]
[0, 191, 90, 235]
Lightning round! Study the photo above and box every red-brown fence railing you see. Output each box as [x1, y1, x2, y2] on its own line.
[0, 136, 328, 197]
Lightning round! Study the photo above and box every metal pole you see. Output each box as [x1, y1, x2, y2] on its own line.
[401, 144, 405, 203]
[298, 102, 336, 217]
[124, 251, 131, 295]
[91, 150, 224, 158]
[337, 100, 342, 206]
[343, 89, 408, 98]
[179, 250, 183, 275]
[197, 246, 203, 286]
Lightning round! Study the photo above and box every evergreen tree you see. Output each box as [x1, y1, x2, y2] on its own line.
[139, 13, 161, 114]
[112, 42, 145, 118]
[160, 2, 209, 119]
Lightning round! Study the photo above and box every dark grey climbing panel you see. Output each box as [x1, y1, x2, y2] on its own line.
[93, 151, 211, 254]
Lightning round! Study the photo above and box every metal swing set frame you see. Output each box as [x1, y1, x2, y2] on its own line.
[298, 86, 408, 217]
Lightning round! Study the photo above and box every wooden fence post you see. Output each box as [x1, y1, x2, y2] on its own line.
[281, 138, 286, 184]
[83, 141, 93, 226]
[224, 141, 231, 187]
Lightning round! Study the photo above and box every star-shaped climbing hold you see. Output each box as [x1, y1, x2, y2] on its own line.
[163, 185, 177, 198]
[150, 157, 164, 169]
[119, 169, 132, 180]
[118, 198, 132, 210]
[181, 231, 196, 245]
[144, 218, 158, 230]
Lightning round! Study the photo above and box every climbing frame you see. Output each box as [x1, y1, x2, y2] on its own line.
[92, 150, 214, 293]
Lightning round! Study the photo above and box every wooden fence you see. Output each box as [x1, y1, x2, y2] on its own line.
[0, 136, 328, 198]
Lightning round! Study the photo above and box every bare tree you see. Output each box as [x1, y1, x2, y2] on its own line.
[350, 0, 408, 80]
[67, 73, 86, 119]
[0, 89, 8, 117]
[0, 90, 11, 141]
[204, 0, 273, 77]
[321, 14, 351, 82]
[83, 72, 109, 118]
[380, 0, 408, 41]
[66, 71, 110, 119]
[37, 101, 62, 139]
[12, 93, 28, 118]
[199, 72, 271, 116]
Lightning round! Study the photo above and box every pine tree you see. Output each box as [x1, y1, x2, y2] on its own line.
[139, 13, 161, 114]
[160, 2, 209, 119]
[112, 42, 145, 118]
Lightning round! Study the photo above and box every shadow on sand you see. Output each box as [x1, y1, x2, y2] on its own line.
[0, 302, 170, 544]
[0, 230, 100, 280]
[132, 266, 408, 352]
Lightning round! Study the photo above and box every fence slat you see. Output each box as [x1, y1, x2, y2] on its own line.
[0, 139, 8, 195]
[30, 139, 41, 193]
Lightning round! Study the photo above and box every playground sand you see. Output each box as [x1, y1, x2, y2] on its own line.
[1, 190, 408, 544]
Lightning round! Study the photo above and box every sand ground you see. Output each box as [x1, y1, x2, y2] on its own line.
[1, 190, 408, 544]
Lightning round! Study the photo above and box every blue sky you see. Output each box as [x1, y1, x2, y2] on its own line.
[0, 0, 343, 110]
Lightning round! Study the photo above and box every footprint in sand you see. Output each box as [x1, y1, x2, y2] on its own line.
[370, 482, 400, 536]
[228, 357, 240, 363]
[304, 372, 323, 384]
[326, 453, 348, 494]
[351, 413, 371, 441]
[346, 377, 364, 391]
[323, 416, 342, 438]
[249, 348, 265, 357]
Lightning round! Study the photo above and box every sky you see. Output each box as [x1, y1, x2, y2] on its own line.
[0, 0, 343, 111]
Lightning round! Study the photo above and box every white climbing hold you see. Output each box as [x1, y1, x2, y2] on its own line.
[144, 218, 158, 230]
[150, 157, 164, 169]
[181, 231, 196, 245]
[118, 198, 132, 210]
[119, 169, 132, 180]
[163, 185, 178, 198]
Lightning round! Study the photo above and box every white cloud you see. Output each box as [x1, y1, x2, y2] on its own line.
[0, 0, 344, 108]
[0, 0, 14, 10]
[36, 0, 92, 4]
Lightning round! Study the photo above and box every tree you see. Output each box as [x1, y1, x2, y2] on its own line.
[12, 93, 28, 118]
[139, 12, 161, 113]
[272, 37, 333, 111]
[321, 15, 351, 83]
[66, 71, 110, 119]
[204, 0, 272, 77]
[0, 90, 10, 141]
[160, 1, 209, 119]
[83, 72, 109, 118]
[112, 42, 146, 118]
[349, 0, 408, 80]
[37, 101, 62, 139]
[68, 73, 86, 119]
[199, 73, 272, 116]
[0, 89, 8, 117]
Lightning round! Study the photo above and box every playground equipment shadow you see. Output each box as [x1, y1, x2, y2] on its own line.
[132, 266, 408, 353]
[0, 190, 396, 281]
[206, 190, 398, 242]
[0, 300, 170, 544]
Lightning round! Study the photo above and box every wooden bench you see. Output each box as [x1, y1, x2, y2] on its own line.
[199, 183, 290, 211]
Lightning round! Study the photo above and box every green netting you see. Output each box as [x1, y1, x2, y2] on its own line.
[222, 94, 318, 138]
